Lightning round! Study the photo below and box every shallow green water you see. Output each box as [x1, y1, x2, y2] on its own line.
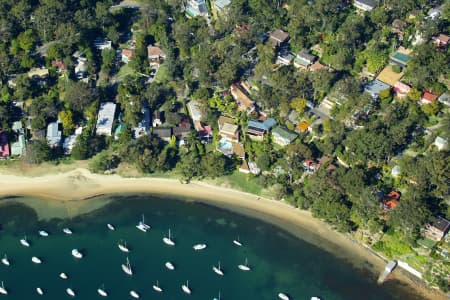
[0, 194, 421, 300]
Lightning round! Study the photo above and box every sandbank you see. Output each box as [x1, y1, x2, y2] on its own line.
[0, 168, 445, 299]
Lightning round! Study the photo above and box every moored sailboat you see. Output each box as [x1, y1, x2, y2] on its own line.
[238, 258, 251, 271]
[212, 261, 224, 276]
[0, 281, 7, 295]
[97, 284, 108, 297]
[181, 280, 191, 294]
[121, 257, 133, 275]
[162, 229, 175, 246]
[130, 290, 140, 298]
[118, 240, 130, 253]
[32, 256, 42, 264]
[152, 280, 163, 292]
[20, 236, 30, 247]
[1, 254, 10, 266]
[36, 287, 44, 295]
[136, 214, 150, 232]
[66, 287, 76, 297]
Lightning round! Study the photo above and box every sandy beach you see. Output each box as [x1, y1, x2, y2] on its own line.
[0, 168, 445, 299]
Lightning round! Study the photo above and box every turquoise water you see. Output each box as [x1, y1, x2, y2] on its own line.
[0, 194, 422, 300]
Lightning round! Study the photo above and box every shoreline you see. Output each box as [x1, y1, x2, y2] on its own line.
[0, 168, 445, 300]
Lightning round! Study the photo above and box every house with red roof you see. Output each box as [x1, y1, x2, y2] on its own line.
[392, 81, 411, 99]
[51, 60, 67, 73]
[419, 91, 439, 105]
[147, 45, 165, 66]
[381, 191, 400, 212]
[0, 131, 10, 158]
[121, 49, 135, 64]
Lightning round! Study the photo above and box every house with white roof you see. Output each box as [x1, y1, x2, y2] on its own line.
[46, 121, 62, 148]
[96, 102, 117, 136]
[10, 121, 25, 156]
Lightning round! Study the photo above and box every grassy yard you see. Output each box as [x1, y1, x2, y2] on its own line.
[115, 64, 136, 82]
[372, 230, 415, 258]
[211, 171, 267, 196]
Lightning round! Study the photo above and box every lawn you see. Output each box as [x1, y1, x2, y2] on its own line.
[211, 171, 265, 196]
[373, 230, 415, 258]
[115, 64, 136, 82]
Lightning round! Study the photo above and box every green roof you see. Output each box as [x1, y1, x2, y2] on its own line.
[272, 126, 297, 142]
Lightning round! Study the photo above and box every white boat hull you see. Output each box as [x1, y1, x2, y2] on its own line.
[122, 264, 133, 275]
[130, 290, 140, 298]
[165, 262, 175, 270]
[193, 244, 207, 250]
[32, 257, 42, 264]
[66, 288, 75, 297]
[163, 237, 175, 246]
[97, 289, 108, 297]
[20, 239, 30, 247]
[213, 266, 224, 276]
[238, 265, 250, 271]
[153, 285, 163, 292]
[37, 287, 44, 295]
[60, 273, 68, 279]
[107, 224, 115, 230]
[182, 285, 191, 294]
[278, 293, 290, 300]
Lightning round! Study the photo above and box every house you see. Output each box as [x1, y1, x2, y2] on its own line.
[438, 93, 450, 106]
[276, 51, 294, 66]
[51, 60, 67, 72]
[187, 100, 204, 123]
[153, 127, 172, 142]
[214, 0, 231, 13]
[230, 83, 255, 112]
[63, 127, 83, 154]
[392, 81, 411, 99]
[272, 126, 297, 146]
[46, 121, 62, 148]
[96, 102, 117, 136]
[185, 0, 209, 17]
[247, 118, 276, 141]
[173, 117, 192, 142]
[427, 6, 442, 20]
[433, 33, 449, 49]
[269, 29, 289, 48]
[364, 80, 390, 99]
[434, 136, 448, 151]
[309, 61, 326, 71]
[419, 91, 439, 105]
[121, 49, 135, 64]
[27, 67, 49, 79]
[74, 56, 88, 80]
[94, 38, 112, 50]
[391, 19, 407, 38]
[389, 48, 412, 68]
[294, 49, 317, 69]
[10, 121, 25, 156]
[239, 160, 261, 175]
[152, 111, 164, 127]
[232, 142, 245, 159]
[133, 107, 151, 138]
[353, 0, 377, 11]
[303, 156, 334, 174]
[381, 191, 401, 212]
[422, 216, 450, 241]
[218, 116, 239, 142]
[376, 65, 404, 86]
[391, 165, 401, 177]
[0, 131, 10, 158]
[147, 45, 165, 66]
